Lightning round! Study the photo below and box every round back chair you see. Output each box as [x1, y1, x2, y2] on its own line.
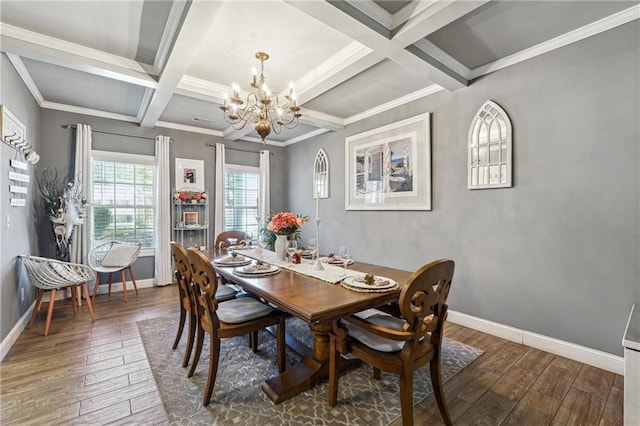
[88, 241, 142, 302]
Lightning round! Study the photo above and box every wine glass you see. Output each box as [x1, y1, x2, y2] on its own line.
[257, 235, 268, 260]
[307, 238, 317, 261]
[243, 231, 254, 246]
[286, 240, 298, 264]
[339, 245, 351, 270]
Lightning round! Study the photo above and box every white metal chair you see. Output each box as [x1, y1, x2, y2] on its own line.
[20, 255, 96, 336]
[89, 241, 142, 303]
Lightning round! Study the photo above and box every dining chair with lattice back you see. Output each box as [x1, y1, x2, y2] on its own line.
[170, 242, 237, 368]
[20, 255, 96, 336]
[186, 247, 286, 406]
[328, 259, 455, 426]
[89, 241, 141, 303]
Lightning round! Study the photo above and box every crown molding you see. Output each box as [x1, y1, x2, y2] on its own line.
[152, 0, 188, 76]
[344, 84, 443, 125]
[41, 101, 139, 123]
[470, 4, 640, 79]
[345, 0, 392, 29]
[413, 39, 471, 80]
[6, 53, 45, 106]
[155, 121, 224, 137]
[283, 128, 331, 146]
[392, 0, 439, 30]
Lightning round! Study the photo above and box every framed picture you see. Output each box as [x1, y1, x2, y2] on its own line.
[175, 158, 205, 192]
[183, 211, 199, 227]
[345, 113, 431, 211]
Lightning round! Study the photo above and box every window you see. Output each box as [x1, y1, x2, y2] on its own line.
[224, 165, 260, 236]
[92, 150, 155, 252]
[468, 100, 513, 189]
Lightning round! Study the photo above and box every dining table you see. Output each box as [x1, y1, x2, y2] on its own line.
[206, 248, 412, 404]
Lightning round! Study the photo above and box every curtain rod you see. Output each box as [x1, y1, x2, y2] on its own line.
[205, 143, 273, 156]
[62, 124, 158, 141]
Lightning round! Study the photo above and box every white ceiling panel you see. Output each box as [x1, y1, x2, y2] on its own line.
[160, 94, 228, 131]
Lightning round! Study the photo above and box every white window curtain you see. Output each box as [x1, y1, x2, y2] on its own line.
[259, 150, 270, 224]
[154, 135, 172, 286]
[71, 124, 92, 265]
[214, 142, 226, 238]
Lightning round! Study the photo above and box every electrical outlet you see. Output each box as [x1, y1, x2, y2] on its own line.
[20, 288, 24, 303]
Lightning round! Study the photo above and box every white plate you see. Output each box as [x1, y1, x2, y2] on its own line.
[343, 276, 397, 290]
[214, 258, 251, 267]
[235, 264, 280, 275]
[320, 257, 354, 265]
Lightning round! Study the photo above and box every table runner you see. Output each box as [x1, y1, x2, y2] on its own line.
[232, 248, 364, 284]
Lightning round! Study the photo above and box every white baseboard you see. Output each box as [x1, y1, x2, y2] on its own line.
[0, 302, 35, 362]
[0, 279, 156, 362]
[447, 310, 624, 375]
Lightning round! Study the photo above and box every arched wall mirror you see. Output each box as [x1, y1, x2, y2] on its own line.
[313, 148, 329, 198]
[468, 100, 513, 189]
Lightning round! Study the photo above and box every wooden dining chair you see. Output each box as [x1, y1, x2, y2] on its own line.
[328, 259, 455, 426]
[186, 247, 287, 406]
[170, 242, 237, 368]
[214, 230, 247, 250]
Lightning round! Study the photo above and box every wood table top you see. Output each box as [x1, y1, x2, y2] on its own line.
[206, 249, 412, 324]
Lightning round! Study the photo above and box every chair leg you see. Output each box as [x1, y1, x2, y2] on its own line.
[430, 353, 452, 425]
[183, 312, 197, 368]
[328, 335, 339, 407]
[373, 367, 381, 380]
[108, 272, 113, 296]
[277, 317, 285, 373]
[121, 269, 128, 302]
[203, 332, 220, 406]
[28, 289, 44, 329]
[128, 266, 139, 296]
[91, 274, 101, 303]
[44, 289, 57, 336]
[188, 326, 205, 378]
[70, 286, 77, 317]
[173, 307, 186, 350]
[81, 284, 96, 322]
[399, 369, 414, 426]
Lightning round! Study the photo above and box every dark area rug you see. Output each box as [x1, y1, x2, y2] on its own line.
[138, 314, 482, 425]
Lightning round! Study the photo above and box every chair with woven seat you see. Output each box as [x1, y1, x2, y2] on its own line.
[328, 259, 455, 426]
[89, 241, 141, 302]
[20, 255, 96, 336]
[186, 247, 287, 406]
[214, 230, 247, 250]
[170, 242, 237, 368]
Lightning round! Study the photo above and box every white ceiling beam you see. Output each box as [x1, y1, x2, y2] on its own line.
[0, 23, 157, 88]
[284, 0, 466, 91]
[139, 1, 223, 127]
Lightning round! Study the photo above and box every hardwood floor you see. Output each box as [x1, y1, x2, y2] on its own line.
[1, 286, 623, 425]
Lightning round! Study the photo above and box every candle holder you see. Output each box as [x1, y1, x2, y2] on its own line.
[312, 218, 324, 271]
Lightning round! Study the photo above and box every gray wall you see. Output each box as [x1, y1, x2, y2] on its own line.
[286, 22, 640, 356]
[1, 54, 42, 341]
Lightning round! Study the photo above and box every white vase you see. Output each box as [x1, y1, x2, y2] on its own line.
[274, 234, 287, 261]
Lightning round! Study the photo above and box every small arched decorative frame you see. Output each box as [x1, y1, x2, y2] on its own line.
[313, 148, 329, 198]
[468, 100, 512, 189]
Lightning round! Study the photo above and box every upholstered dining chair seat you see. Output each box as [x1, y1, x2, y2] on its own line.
[214, 285, 237, 302]
[347, 312, 408, 353]
[217, 297, 273, 324]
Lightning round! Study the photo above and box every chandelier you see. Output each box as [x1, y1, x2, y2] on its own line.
[220, 52, 302, 142]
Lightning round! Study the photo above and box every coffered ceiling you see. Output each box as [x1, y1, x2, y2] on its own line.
[1, 1, 637, 145]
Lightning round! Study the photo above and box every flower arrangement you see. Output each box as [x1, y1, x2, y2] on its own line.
[174, 190, 207, 203]
[37, 168, 87, 261]
[261, 212, 310, 246]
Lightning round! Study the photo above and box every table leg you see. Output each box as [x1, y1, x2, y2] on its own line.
[261, 321, 360, 404]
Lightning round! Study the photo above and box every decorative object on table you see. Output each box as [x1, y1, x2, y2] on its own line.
[175, 158, 205, 192]
[36, 168, 87, 261]
[261, 211, 310, 261]
[345, 113, 431, 211]
[219, 51, 301, 143]
[468, 100, 512, 189]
